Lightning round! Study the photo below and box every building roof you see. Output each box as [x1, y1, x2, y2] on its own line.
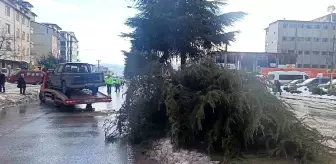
[60, 31, 78, 42]
[40, 23, 62, 30]
[22, 1, 34, 8]
[265, 18, 336, 30]
[312, 13, 336, 22]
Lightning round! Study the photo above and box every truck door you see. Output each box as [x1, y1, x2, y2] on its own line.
[51, 65, 63, 88]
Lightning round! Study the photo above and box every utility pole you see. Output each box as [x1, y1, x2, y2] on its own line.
[97, 59, 101, 72]
[330, 35, 335, 88]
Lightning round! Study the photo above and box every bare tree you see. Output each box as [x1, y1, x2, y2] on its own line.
[0, 27, 20, 62]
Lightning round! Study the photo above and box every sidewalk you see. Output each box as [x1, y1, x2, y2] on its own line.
[0, 83, 40, 110]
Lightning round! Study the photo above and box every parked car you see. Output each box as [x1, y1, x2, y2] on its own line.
[283, 79, 305, 91]
[296, 77, 330, 87]
[48, 62, 105, 95]
[7, 70, 44, 85]
[267, 71, 309, 85]
[317, 79, 336, 88]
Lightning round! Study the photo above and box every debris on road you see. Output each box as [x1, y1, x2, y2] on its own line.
[147, 138, 218, 164]
[0, 83, 40, 110]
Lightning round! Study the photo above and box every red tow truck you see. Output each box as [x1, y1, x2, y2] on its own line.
[39, 71, 111, 110]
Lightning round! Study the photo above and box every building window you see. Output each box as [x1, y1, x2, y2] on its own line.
[297, 64, 302, 68]
[5, 6, 10, 17]
[27, 21, 29, 27]
[6, 41, 11, 50]
[27, 48, 29, 56]
[312, 65, 318, 68]
[305, 37, 311, 41]
[331, 38, 335, 42]
[314, 24, 320, 29]
[27, 34, 29, 41]
[303, 64, 310, 68]
[60, 50, 66, 56]
[17, 45, 20, 53]
[323, 24, 328, 29]
[306, 24, 312, 29]
[22, 47, 25, 56]
[289, 24, 296, 28]
[22, 32, 25, 40]
[16, 29, 20, 38]
[298, 24, 304, 28]
[21, 16, 25, 25]
[5, 24, 10, 34]
[304, 51, 310, 55]
[313, 51, 319, 55]
[266, 42, 268, 47]
[320, 65, 326, 68]
[282, 36, 287, 41]
[313, 37, 320, 42]
[322, 38, 329, 42]
[333, 26, 336, 30]
[329, 52, 334, 56]
[290, 37, 295, 41]
[16, 13, 20, 21]
[288, 50, 295, 54]
[298, 51, 303, 54]
[281, 50, 287, 53]
[322, 51, 328, 55]
[283, 23, 288, 28]
[297, 37, 304, 41]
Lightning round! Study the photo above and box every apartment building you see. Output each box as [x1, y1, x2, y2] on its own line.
[265, 18, 336, 68]
[0, 0, 36, 69]
[30, 22, 62, 63]
[60, 31, 79, 62]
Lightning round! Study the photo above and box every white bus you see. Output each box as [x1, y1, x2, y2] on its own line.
[267, 71, 309, 84]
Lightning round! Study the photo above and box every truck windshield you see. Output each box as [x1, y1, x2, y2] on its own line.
[64, 64, 90, 73]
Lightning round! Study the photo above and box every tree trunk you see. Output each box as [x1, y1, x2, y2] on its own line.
[180, 53, 186, 69]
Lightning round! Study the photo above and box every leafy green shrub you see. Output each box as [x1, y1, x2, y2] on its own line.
[111, 60, 332, 163]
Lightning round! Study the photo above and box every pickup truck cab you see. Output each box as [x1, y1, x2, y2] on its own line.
[48, 62, 105, 95]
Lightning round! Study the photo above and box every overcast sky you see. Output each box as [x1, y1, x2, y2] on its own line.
[27, 0, 336, 65]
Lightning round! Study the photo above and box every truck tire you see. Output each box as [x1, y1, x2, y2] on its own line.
[91, 87, 98, 96]
[61, 81, 68, 94]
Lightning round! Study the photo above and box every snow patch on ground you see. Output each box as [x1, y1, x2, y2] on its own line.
[147, 138, 218, 164]
[279, 89, 336, 149]
[0, 83, 40, 110]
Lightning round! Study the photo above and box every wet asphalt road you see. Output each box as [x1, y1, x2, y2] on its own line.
[0, 86, 133, 164]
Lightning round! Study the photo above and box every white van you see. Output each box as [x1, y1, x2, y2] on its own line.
[267, 71, 309, 84]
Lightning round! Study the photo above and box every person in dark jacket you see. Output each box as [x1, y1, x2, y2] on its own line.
[275, 80, 282, 95]
[17, 74, 26, 95]
[0, 72, 5, 93]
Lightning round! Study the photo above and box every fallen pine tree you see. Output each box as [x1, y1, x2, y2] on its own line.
[107, 60, 334, 163]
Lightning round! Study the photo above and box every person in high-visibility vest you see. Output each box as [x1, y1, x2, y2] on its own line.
[115, 77, 121, 93]
[105, 75, 113, 94]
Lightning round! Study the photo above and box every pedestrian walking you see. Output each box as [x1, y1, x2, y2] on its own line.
[115, 77, 121, 93]
[17, 74, 26, 95]
[105, 75, 113, 94]
[0, 72, 5, 93]
[275, 80, 282, 95]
